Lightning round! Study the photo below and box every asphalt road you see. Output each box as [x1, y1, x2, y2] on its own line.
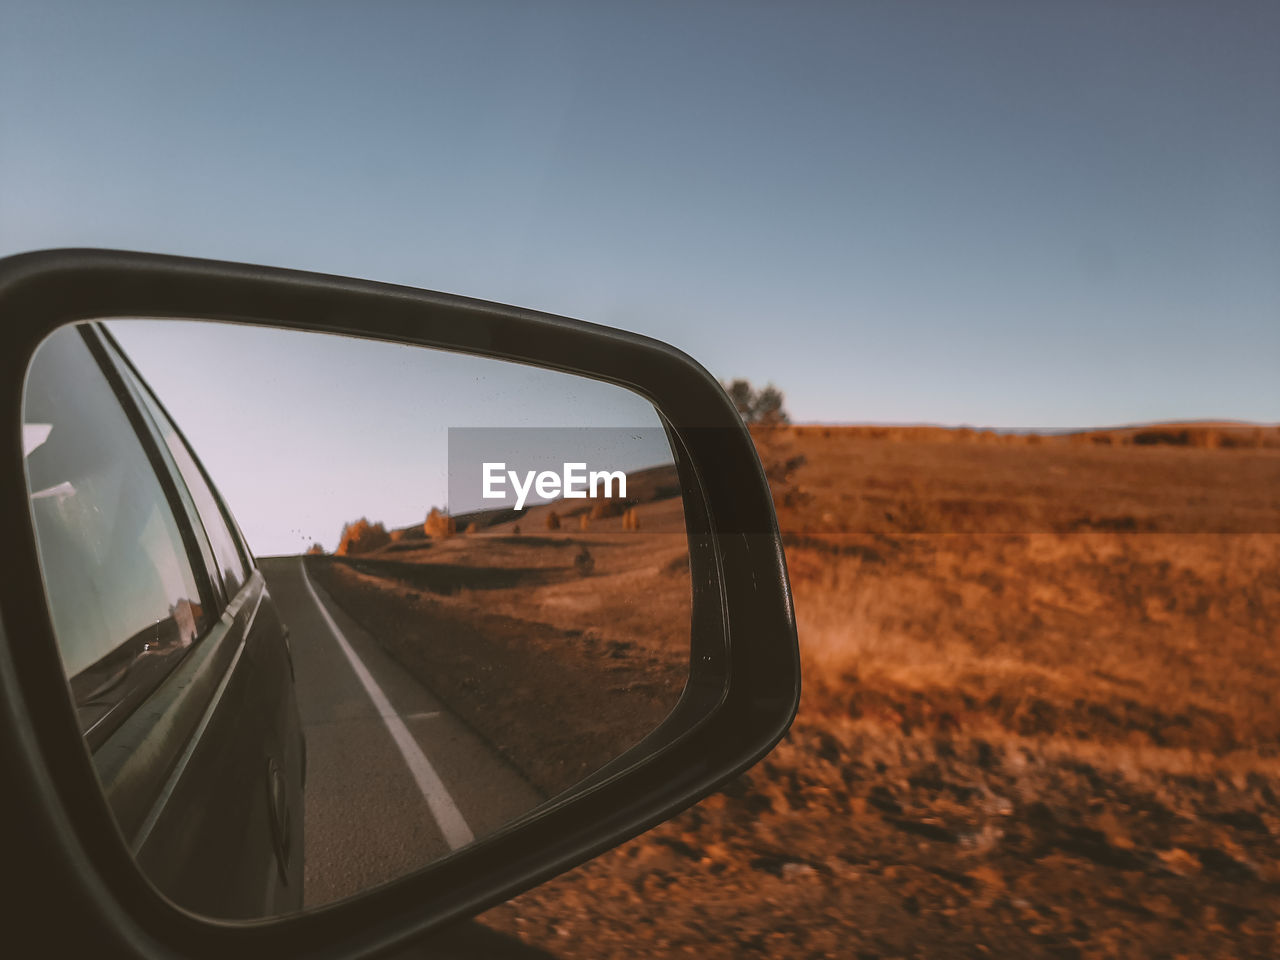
[258, 557, 543, 909]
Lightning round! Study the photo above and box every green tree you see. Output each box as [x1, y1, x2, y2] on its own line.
[723, 378, 789, 425]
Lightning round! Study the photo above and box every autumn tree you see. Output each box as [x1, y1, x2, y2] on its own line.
[423, 506, 456, 539]
[336, 518, 391, 555]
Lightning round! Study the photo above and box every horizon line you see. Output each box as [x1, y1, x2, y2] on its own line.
[786, 418, 1280, 435]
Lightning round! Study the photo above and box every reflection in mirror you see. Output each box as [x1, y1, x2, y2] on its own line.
[21, 320, 693, 919]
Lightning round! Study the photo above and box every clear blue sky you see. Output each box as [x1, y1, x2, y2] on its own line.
[5, 2, 1278, 549]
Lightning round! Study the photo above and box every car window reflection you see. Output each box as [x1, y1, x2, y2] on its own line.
[117, 356, 250, 599]
[23, 325, 210, 734]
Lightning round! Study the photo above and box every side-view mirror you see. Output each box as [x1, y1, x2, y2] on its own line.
[0, 249, 798, 958]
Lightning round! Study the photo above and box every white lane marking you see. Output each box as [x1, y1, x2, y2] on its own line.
[298, 559, 475, 850]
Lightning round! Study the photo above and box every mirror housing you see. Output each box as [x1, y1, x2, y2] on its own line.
[0, 249, 798, 958]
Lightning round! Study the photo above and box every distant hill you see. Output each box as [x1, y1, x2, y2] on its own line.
[772, 421, 1280, 449]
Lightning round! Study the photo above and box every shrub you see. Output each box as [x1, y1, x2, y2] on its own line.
[305, 543, 325, 556]
[336, 517, 391, 555]
[1133, 428, 1191, 446]
[423, 507, 456, 539]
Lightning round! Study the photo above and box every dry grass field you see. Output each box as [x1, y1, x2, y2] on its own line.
[474, 423, 1280, 959]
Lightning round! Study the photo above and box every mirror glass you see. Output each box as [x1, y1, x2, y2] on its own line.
[21, 319, 694, 919]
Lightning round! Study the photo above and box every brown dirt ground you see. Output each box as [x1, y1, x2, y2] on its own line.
[469, 424, 1280, 959]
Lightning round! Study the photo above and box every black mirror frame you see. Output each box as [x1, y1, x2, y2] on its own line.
[0, 248, 799, 959]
